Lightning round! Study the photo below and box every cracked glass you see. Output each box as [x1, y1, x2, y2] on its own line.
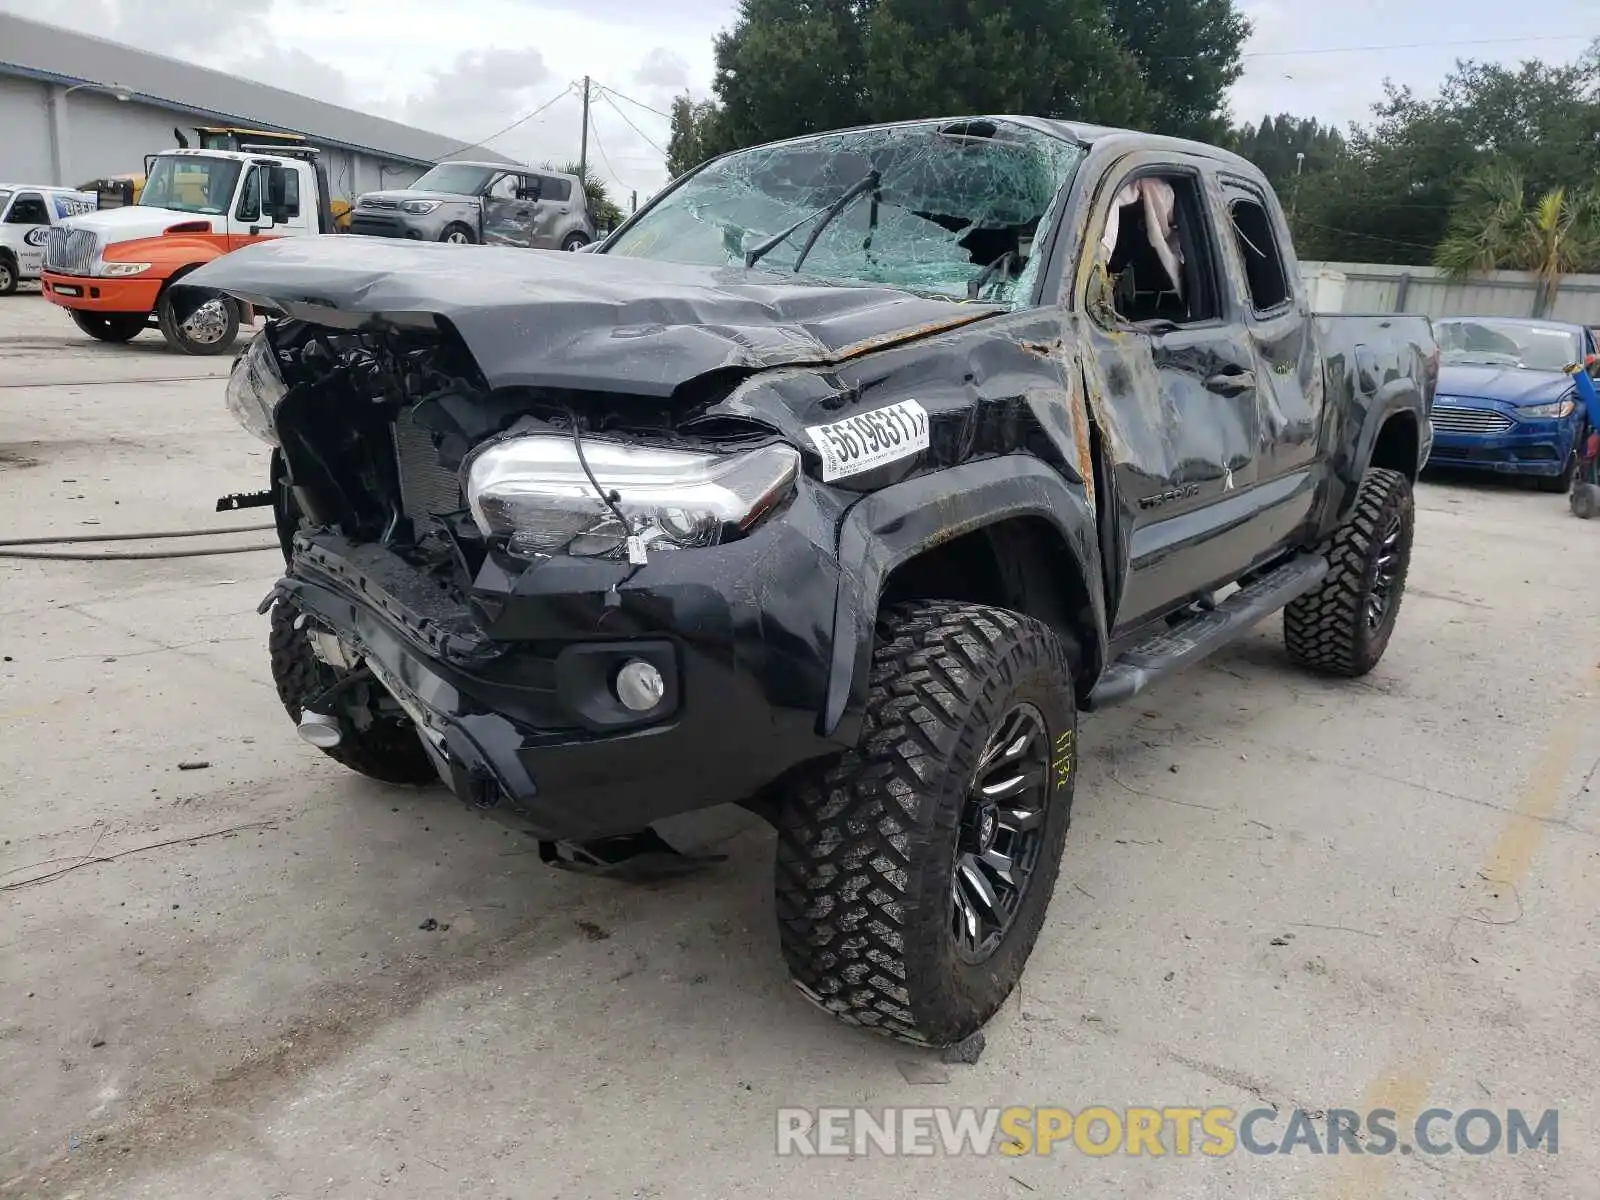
[606, 119, 1084, 307]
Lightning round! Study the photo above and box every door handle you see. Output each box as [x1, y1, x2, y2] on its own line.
[1204, 368, 1256, 396]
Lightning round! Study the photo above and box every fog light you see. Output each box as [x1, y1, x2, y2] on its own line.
[614, 659, 665, 712]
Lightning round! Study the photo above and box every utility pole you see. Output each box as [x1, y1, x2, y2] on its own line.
[579, 76, 591, 178]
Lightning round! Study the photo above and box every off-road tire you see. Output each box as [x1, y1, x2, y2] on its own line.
[1284, 467, 1414, 677]
[71, 310, 146, 342]
[0, 252, 17, 296]
[439, 223, 477, 245]
[268, 603, 439, 785]
[157, 288, 240, 356]
[775, 601, 1078, 1046]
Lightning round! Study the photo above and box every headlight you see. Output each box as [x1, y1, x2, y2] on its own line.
[99, 261, 150, 276]
[465, 435, 800, 558]
[1518, 398, 1577, 420]
[401, 200, 442, 215]
[225, 333, 287, 446]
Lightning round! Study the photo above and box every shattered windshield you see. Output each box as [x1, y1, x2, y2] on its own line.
[409, 164, 497, 195]
[1436, 319, 1580, 372]
[604, 119, 1083, 306]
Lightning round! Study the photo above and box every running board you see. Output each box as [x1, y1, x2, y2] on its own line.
[1086, 554, 1328, 711]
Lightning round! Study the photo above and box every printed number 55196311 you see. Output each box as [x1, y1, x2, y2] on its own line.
[804, 399, 930, 483]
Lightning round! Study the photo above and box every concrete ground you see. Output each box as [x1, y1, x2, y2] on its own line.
[1, 287, 1597, 1200]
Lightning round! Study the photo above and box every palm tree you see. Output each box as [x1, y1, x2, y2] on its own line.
[543, 161, 625, 234]
[1435, 164, 1600, 312]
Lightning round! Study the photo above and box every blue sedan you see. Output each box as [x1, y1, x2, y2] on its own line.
[1426, 317, 1597, 492]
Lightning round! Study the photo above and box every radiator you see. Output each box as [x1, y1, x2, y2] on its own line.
[391, 406, 462, 531]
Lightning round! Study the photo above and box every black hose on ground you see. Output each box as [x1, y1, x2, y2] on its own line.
[0, 522, 279, 561]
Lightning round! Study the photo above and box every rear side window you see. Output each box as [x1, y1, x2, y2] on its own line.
[540, 175, 571, 203]
[1228, 197, 1290, 313]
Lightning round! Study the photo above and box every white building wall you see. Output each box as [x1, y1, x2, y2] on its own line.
[0, 75, 427, 203]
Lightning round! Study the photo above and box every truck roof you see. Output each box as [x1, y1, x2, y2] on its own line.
[734, 114, 1264, 178]
[156, 147, 307, 167]
[0, 183, 94, 194]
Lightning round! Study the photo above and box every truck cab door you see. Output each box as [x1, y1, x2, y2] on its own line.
[228, 166, 268, 247]
[480, 172, 533, 246]
[263, 164, 314, 237]
[1070, 156, 1266, 633]
[1216, 177, 1324, 500]
[4, 191, 53, 278]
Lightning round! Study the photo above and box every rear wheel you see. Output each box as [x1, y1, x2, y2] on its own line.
[561, 232, 590, 252]
[775, 601, 1078, 1046]
[157, 288, 240, 355]
[70, 310, 147, 342]
[1284, 467, 1414, 677]
[268, 603, 439, 785]
[439, 223, 477, 245]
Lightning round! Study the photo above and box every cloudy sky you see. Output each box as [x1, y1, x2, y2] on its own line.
[3, 0, 1594, 203]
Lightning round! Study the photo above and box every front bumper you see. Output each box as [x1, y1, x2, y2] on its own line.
[41, 271, 161, 313]
[276, 513, 846, 840]
[346, 212, 437, 240]
[1428, 418, 1580, 477]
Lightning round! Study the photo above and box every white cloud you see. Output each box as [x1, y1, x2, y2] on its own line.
[6, 0, 1594, 202]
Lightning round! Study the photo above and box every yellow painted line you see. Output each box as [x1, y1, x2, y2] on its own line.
[1319, 664, 1598, 1200]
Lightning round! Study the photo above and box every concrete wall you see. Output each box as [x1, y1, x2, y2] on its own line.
[1303, 261, 1600, 325]
[0, 75, 426, 203]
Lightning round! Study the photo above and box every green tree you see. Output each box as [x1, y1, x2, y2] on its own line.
[1434, 164, 1600, 305]
[701, 0, 1249, 156]
[1229, 113, 1347, 190]
[666, 94, 726, 178]
[1289, 43, 1600, 264]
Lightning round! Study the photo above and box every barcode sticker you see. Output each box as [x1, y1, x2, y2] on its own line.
[805, 399, 930, 482]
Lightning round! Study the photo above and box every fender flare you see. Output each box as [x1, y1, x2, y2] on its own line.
[821, 455, 1107, 742]
[1352, 376, 1429, 480]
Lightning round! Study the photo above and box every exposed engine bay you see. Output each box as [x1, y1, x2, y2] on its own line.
[251, 318, 800, 631]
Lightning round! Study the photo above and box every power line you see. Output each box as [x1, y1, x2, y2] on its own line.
[587, 112, 627, 189]
[435, 83, 577, 160]
[594, 84, 672, 120]
[596, 89, 667, 157]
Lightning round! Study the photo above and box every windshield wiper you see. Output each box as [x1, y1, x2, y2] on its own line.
[968, 250, 1018, 301]
[744, 169, 881, 272]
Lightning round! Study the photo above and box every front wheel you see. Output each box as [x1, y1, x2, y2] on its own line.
[1537, 446, 1580, 494]
[157, 289, 239, 356]
[439, 223, 477, 245]
[775, 601, 1078, 1046]
[1284, 467, 1415, 677]
[71, 310, 147, 342]
[268, 603, 440, 785]
[0, 254, 17, 296]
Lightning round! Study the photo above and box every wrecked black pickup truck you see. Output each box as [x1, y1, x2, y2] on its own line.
[190, 115, 1436, 1048]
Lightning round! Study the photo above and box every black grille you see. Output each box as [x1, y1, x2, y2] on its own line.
[392, 406, 462, 532]
[349, 215, 404, 237]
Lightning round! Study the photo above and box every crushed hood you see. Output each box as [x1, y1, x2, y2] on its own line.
[1437, 364, 1576, 409]
[62, 205, 221, 243]
[179, 235, 1002, 396]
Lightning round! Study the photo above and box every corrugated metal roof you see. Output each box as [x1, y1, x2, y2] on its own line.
[0, 14, 518, 169]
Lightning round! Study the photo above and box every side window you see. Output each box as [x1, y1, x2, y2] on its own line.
[1228, 195, 1291, 313]
[486, 173, 518, 201]
[235, 168, 262, 221]
[1092, 172, 1219, 327]
[266, 167, 301, 219]
[6, 193, 49, 224]
[540, 174, 571, 203]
